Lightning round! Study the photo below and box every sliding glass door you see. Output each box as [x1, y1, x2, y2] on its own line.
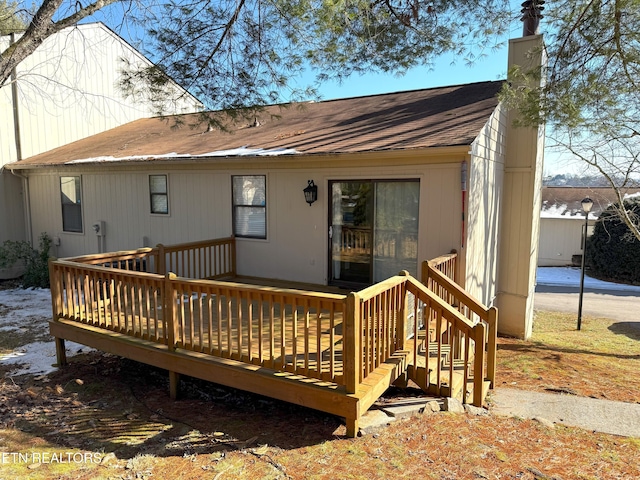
[330, 180, 419, 288]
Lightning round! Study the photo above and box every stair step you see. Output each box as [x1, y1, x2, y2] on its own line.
[406, 365, 491, 407]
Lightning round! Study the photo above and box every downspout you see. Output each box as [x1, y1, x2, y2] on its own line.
[460, 160, 467, 249]
[9, 33, 23, 162]
[7, 34, 30, 246]
[9, 169, 33, 246]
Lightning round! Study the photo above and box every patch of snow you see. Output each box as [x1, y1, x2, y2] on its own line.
[0, 288, 94, 377]
[624, 192, 640, 200]
[1, 341, 92, 376]
[537, 267, 640, 292]
[65, 146, 298, 164]
[0, 288, 53, 321]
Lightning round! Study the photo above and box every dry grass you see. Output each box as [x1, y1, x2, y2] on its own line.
[0, 310, 639, 479]
[498, 311, 640, 403]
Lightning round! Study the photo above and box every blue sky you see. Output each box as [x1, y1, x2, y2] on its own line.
[295, 37, 514, 101]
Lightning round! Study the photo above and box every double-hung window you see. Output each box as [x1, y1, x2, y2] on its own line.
[60, 176, 83, 233]
[232, 175, 266, 239]
[149, 174, 169, 214]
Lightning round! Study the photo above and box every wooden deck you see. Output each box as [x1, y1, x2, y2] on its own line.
[49, 237, 497, 437]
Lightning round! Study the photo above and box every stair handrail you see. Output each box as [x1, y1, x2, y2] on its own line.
[403, 274, 487, 407]
[422, 261, 497, 388]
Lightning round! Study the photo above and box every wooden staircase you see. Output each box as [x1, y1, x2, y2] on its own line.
[401, 317, 492, 406]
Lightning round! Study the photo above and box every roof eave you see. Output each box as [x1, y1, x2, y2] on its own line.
[5, 145, 472, 172]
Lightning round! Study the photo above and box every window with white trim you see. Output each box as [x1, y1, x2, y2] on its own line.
[149, 174, 169, 214]
[232, 175, 266, 239]
[60, 176, 83, 233]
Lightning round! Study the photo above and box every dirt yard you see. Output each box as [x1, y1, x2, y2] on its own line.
[1, 285, 639, 479]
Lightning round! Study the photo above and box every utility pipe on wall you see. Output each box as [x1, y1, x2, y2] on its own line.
[9, 33, 22, 162]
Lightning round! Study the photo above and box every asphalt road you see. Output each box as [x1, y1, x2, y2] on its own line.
[534, 285, 640, 322]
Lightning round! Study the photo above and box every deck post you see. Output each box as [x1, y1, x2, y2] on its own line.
[157, 244, 166, 275]
[487, 307, 498, 388]
[344, 292, 361, 395]
[230, 236, 236, 277]
[49, 259, 68, 366]
[48, 258, 62, 318]
[473, 322, 487, 407]
[165, 272, 178, 350]
[397, 271, 410, 350]
[421, 260, 429, 285]
[169, 371, 180, 400]
[345, 416, 359, 438]
[54, 338, 68, 366]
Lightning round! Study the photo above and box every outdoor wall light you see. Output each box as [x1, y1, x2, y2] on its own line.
[577, 196, 593, 331]
[303, 180, 318, 206]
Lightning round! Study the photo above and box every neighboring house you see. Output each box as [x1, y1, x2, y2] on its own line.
[5, 34, 545, 339]
[538, 186, 640, 267]
[0, 22, 202, 275]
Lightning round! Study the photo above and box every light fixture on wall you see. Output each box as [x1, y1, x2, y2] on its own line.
[303, 180, 318, 206]
[577, 197, 593, 331]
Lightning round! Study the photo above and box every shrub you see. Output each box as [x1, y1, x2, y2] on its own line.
[0, 233, 52, 288]
[586, 196, 640, 285]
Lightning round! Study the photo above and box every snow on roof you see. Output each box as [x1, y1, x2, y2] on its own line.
[540, 202, 586, 219]
[541, 186, 640, 219]
[64, 147, 298, 164]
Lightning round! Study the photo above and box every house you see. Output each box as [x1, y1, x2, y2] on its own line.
[538, 186, 640, 266]
[0, 22, 202, 276]
[5, 33, 545, 340]
[2, 24, 547, 434]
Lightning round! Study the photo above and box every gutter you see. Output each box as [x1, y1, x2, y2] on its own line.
[7, 145, 473, 172]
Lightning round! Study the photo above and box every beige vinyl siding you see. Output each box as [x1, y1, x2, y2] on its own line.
[0, 81, 17, 166]
[233, 165, 463, 285]
[464, 104, 507, 307]
[0, 174, 26, 279]
[0, 174, 25, 243]
[27, 170, 231, 257]
[26, 159, 465, 286]
[0, 23, 201, 165]
[495, 34, 546, 338]
[538, 217, 587, 266]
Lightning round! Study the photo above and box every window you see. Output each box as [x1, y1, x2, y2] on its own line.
[232, 175, 266, 239]
[149, 175, 169, 214]
[60, 176, 83, 233]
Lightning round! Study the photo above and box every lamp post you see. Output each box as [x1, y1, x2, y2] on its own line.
[577, 197, 593, 331]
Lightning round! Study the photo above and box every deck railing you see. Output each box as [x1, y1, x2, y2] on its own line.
[342, 271, 489, 405]
[49, 239, 493, 407]
[344, 277, 406, 393]
[166, 276, 345, 383]
[422, 253, 498, 387]
[64, 247, 160, 273]
[156, 237, 236, 279]
[49, 260, 167, 343]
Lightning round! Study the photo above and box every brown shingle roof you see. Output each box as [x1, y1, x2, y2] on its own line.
[11, 81, 503, 167]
